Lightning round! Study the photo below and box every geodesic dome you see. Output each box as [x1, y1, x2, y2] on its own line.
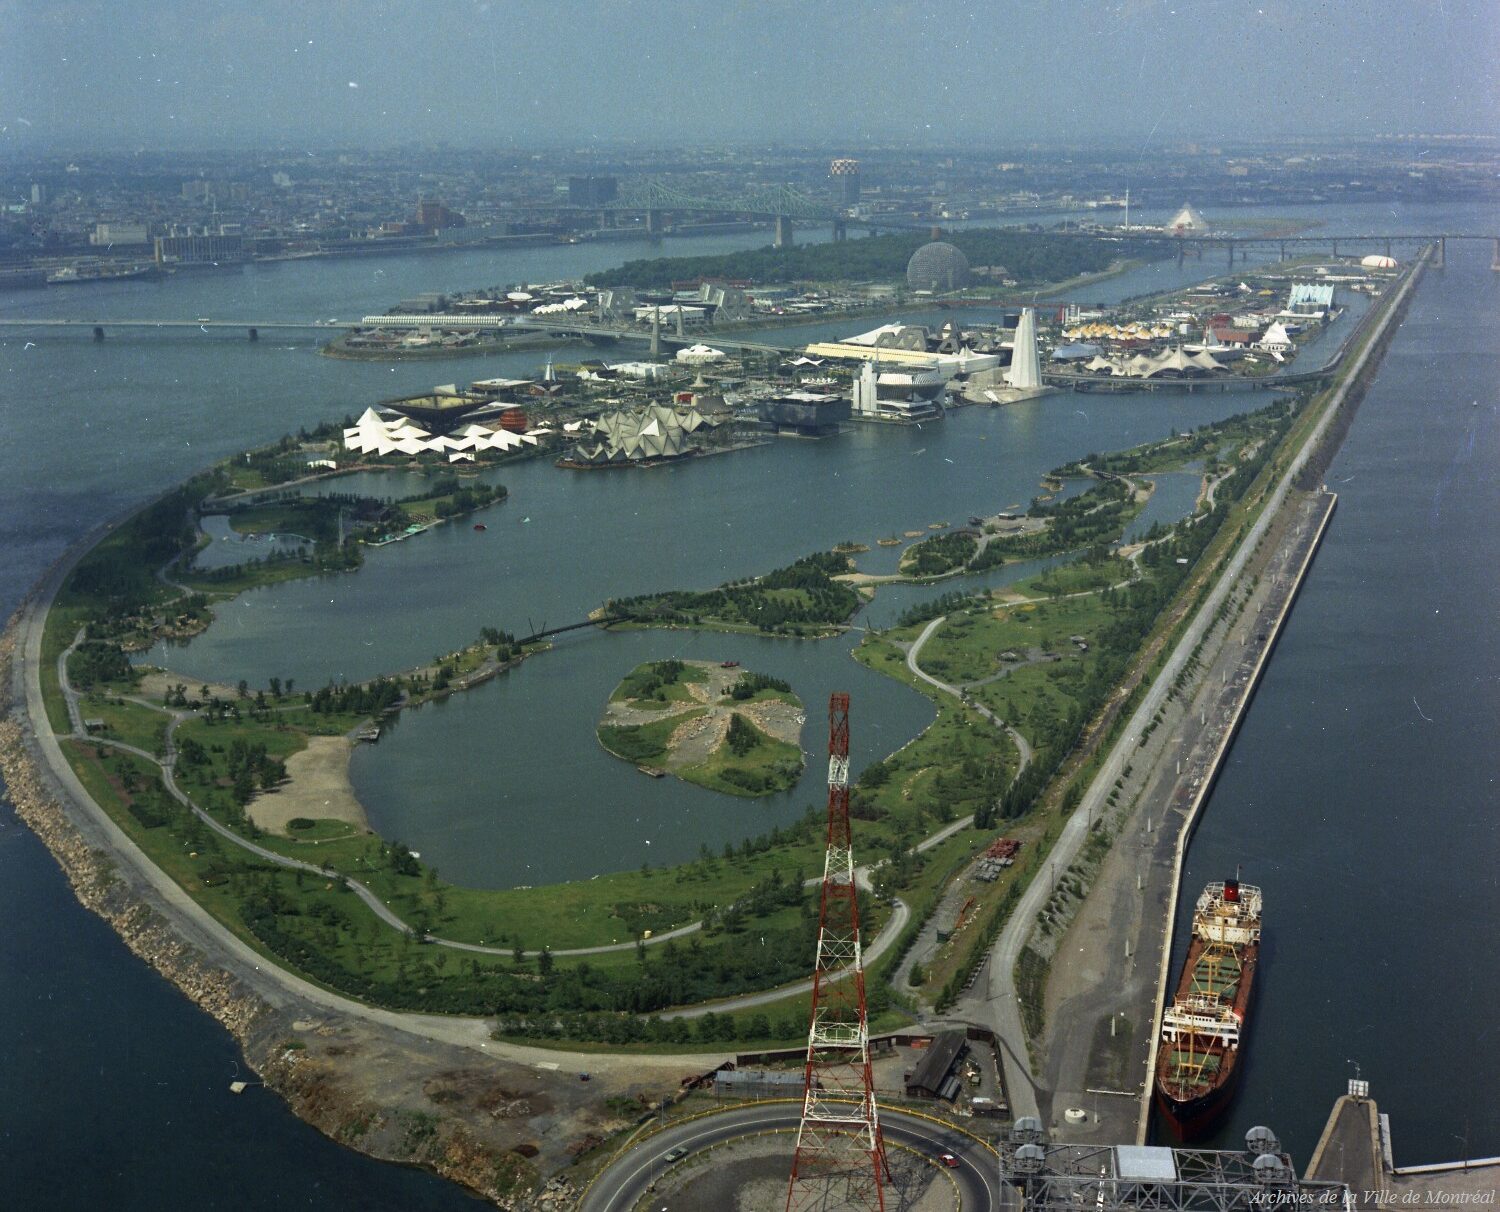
[906, 242, 970, 291]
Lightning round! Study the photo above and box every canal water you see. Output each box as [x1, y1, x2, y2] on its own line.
[0, 204, 1494, 1207]
[1172, 243, 1500, 1161]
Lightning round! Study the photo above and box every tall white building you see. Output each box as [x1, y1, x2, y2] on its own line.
[1005, 308, 1042, 390]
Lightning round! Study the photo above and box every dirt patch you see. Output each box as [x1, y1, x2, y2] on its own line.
[248, 735, 369, 834]
[136, 669, 240, 703]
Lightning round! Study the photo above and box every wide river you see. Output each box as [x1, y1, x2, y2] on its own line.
[0, 202, 1493, 1205]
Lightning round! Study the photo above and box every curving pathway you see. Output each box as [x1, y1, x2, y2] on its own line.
[905, 614, 1036, 774]
[579, 1101, 1002, 1212]
[54, 629, 949, 1003]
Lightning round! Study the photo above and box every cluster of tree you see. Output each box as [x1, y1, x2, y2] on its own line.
[175, 733, 285, 806]
[63, 481, 205, 621]
[104, 755, 177, 829]
[478, 626, 521, 663]
[305, 677, 404, 717]
[240, 437, 308, 487]
[713, 866, 805, 926]
[969, 480, 1133, 571]
[606, 551, 859, 635]
[1057, 397, 1296, 479]
[189, 539, 362, 584]
[893, 589, 984, 629]
[715, 762, 801, 795]
[991, 405, 1293, 825]
[903, 531, 978, 577]
[224, 497, 348, 544]
[729, 671, 792, 700]
[620, 658, 687, 702]
[238, 893, 824, 1018]
[584, 230, 1137, 291]
[725, 712, 762, 757]
[432, 481, 504, 519]
[494, 1008, 804, 1047]
[67, 639, 134, 689]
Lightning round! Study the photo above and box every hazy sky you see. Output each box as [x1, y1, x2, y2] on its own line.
[4, 0, 1497, 149]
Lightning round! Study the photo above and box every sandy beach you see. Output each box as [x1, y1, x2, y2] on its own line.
[248, 735, 370, 835]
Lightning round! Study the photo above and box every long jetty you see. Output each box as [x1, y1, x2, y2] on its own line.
[1132, 249, 1431, 1142]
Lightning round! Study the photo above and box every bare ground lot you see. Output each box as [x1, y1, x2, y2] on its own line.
[248, 734, 369, 835]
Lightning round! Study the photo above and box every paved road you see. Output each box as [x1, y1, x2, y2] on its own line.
[982, 254, 1431, 1133]
[579, 1102, 1002, 1212]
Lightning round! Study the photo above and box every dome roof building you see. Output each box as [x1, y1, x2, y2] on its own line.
[906, 242, 970, 291]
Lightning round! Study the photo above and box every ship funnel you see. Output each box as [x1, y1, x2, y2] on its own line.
[1245, 1125, 1281, 1156]
[1224, 879, 1240, 902]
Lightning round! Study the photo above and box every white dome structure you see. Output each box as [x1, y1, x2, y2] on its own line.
[1360, 254, 1398, 269]
[906, 242, 970, 291]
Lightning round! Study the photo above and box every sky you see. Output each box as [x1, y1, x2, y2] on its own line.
[3, 0, 1497, 150]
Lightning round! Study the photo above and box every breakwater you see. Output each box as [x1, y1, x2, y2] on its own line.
[1133, 251, 1430, 1142]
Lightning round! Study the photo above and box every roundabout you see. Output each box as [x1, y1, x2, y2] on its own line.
[579, 1102, 1004, 1212]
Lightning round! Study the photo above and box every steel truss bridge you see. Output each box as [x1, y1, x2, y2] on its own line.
[1055, 229, 1498, 269]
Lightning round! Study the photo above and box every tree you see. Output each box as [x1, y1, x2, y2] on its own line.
[537, 948, 554, 976]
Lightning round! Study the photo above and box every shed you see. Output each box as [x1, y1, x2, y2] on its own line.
[904, 1030, 966, 1099]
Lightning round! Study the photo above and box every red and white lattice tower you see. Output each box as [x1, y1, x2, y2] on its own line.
[786, 692, 890, 1212]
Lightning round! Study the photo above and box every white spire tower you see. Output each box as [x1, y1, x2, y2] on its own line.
[1005, 307, 1042, 390]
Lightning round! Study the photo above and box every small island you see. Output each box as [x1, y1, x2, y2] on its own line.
[596, 659, 805, 797]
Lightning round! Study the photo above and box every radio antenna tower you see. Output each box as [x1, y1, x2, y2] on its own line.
[787, 693, 890, 1212]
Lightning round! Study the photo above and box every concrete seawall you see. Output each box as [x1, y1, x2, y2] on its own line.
[1134, 250, 1432, 1142]
[1134, 489, 1337, 1139]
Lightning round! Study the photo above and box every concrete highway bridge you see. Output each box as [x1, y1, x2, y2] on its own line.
[0, 317, 345, 340]
[0, 314, 791, 354]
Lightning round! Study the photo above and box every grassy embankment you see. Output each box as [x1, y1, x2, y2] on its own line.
[604, 551, 861, 638]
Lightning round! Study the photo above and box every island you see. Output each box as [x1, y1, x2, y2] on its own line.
[597, 659, 805, 797]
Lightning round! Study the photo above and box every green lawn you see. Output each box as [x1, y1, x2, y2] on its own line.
[597, 709, 704, 765]
[679, 715, 803, 798]
[79, 695, 169, 756]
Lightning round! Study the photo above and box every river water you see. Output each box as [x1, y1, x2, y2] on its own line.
[0, 204, 1493, 1205]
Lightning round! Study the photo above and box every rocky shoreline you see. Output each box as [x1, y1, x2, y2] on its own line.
[0, 620, 590, 1209]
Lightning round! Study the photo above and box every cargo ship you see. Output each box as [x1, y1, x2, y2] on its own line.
[1153, 878, 1261, 1137]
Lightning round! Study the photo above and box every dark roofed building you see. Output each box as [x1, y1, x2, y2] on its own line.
[904, 1030, 966, 1100]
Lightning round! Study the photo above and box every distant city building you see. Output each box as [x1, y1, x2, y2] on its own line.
[414, 199, 465, 233]
[568, 175, 619, 207]
[181, 179, 249, 203]
[153, 233, 245, 265]
[29, 183, 47, 206]
[906, 241, 971, 291]
[829, 158, 861, 207]
[90, 222, 151, 247]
